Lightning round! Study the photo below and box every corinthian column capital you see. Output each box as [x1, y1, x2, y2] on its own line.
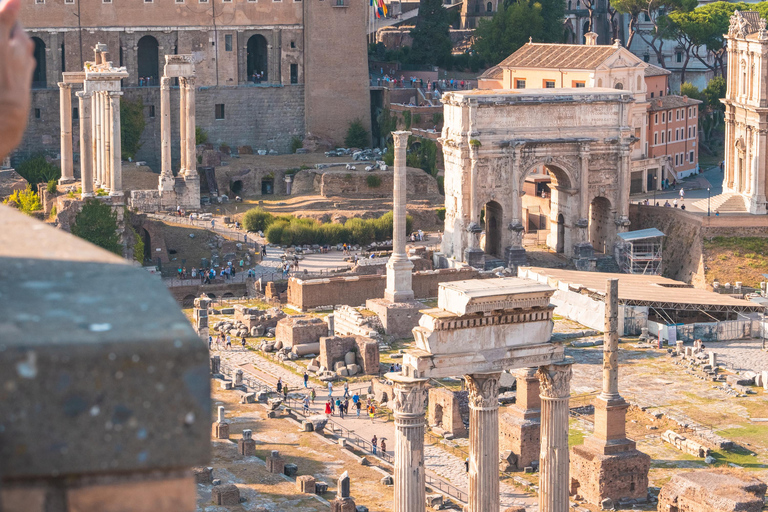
[465, 373, 501, 410]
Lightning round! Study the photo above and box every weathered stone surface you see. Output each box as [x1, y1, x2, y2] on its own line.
[657, 470, 767, 512]
[297, 474, 316, 493]
[266, 450, 285, 474]
[276, 315, 329, 348]
[212, 484, 240, 505]
[193, 466, 213, 484]
[428, 387, 469, 438]
[284, 463, 299, 477]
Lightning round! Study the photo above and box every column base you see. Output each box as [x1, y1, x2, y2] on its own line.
[569, 443, 650, 505]
[330, 497, 356, 512]
[464, 247, 485, 269]
[504, 246, 528, 270]
[58, 177, 76, 185]
[366, 298, 421, 338]
[109, 191, 124, 197]
[81, 192, 94, 199]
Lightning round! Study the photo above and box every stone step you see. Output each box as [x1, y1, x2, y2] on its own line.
[595, 256, 621, 274]
[691, 193, 746, 213]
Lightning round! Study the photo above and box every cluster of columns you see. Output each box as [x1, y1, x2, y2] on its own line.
[159, 75, 197, 191]
[390, 362, 573, 512]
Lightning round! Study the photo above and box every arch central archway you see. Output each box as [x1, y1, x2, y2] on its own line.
[137, 36, 159, 86]
[482, 200, 503, 258]
[247, 35, 269, 82]
[589, 196, 612, 254]
[520, 161, 574, 255]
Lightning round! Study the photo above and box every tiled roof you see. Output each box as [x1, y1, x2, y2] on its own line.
[644, 63, 671, 76]
[740, 10, 763, 34]
[498, 42, 618, 70]
[648, 95, 703, 111]
[478, 65, 503, 80]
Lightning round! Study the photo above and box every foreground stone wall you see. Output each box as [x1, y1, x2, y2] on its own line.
[427, 388, 468, 437]
[287, 267, 482, 311]
[319, 167, 440, 199]
[657, 470, 766, 512]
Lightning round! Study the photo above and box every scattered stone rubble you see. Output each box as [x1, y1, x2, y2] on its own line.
[661, 430, 710, 458]
[658, 470, 767, 512]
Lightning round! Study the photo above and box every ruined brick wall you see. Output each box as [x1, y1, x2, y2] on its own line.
[354, 337, 380, 375]
[569, 447, 651, 505]
[427, 388, 468, 437]
[318, 336, 356, 371]
[275, 316, 329, 348]
[287, 267, 482, 311]
[656, 470, 766, 512]
[499, 412, 540, 470]
[319, 168, 440, 198]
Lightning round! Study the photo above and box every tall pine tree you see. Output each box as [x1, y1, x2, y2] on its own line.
[410, 0, 453, 66]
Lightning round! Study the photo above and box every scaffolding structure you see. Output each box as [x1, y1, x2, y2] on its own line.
[616, 228, 665, 275]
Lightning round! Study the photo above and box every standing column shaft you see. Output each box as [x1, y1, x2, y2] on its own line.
[384, 130, 414, 303]
[603, 278, 619, 398]
[466, 373, 501, 512]
[94, 92, 102, 188]
[392, 378, 426, 512]
[109, 91, 123, 195]
[179, 78, 187, 173]
[58, 83, 75, 184]
[185, 76, 197, 176]
[537, 362, 573, 512]
[77, 91, 94, 198]
[579, 147, 590, 221]
[103, 92, 112, 192]
[160, 77, 172, 176]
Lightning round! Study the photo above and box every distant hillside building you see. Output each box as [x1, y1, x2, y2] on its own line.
[17, 0, 371, 170]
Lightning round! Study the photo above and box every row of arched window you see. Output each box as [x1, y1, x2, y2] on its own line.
[31, 33, 269, 88]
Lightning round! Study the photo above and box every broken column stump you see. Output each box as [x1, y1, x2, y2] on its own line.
[238, 429, 256, 456]
[266, 450, 285, 474]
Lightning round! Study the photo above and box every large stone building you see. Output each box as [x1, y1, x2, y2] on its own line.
[721, 10, 768, 214]
[17, 0, 371, 170]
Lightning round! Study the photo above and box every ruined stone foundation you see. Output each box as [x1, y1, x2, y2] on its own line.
[569, 441, 651, 504]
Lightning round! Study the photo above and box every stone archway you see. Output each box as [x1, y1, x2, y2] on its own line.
[589, 196, 612, 254]
[520, 161, 575, 256]
[483, 200, 503, 258]
[556, 213, 565, 253]
[137, 36, 159, 85]
[247, 35, 269, 82]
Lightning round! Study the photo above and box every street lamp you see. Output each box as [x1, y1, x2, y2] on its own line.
[707, 187, 711, 216]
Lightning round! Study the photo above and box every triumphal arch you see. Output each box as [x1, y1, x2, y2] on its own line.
[440, 88, 634, 268]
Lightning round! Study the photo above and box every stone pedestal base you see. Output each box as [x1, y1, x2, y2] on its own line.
[464, 248, 485, 269]
[569, 444, 650, 505]
[504, 246, 528, 270]
[212, 484, 240, 505]
[238, 438, 256, 456]
[266, 451, 285, 474]
[365, 298, 421, 339]
[297, 475, 316, 493]
[499, 414, 540, 471]
[212, 422, 229, 439]
[330, 497, 357, 512]
[58, 177, 76, 185]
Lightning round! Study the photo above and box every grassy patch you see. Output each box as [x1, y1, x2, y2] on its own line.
[703, 236, 768, 287]
[569, 419, 586, 448]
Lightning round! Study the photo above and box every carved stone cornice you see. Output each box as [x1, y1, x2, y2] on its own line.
[466, 373, 501, 410]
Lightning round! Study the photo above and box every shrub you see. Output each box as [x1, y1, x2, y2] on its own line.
[469, 139, 481, 147]
[71, 199, 122, 255]
[345, 217, 376, 245]
[120, 97, 146, 160]
[262, 212, 413, 246]
[366, 174, 382, 188]
[436, 207, 446, 222]
[344, 119, 370, 148]
[403, 111, 412, 130]
[49, 205, 57, 219]
[196, 126, 208, 145]
[437, 175, 445, 195]
[242, 207, 275, 232]
[46, 179, 58, 195]
[15, 154, 60, 185]
[132, 226, 145, 263]
[3, 185, 42, 214]
[290, 136, 303, 153]
[413, 113, 422, 125]
[432, 112, 443, 125]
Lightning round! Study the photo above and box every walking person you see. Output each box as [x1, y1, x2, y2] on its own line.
[343, 382, 349, 399]
[380, 438, 386, 456]
[338, 398, 345, 419]
[303, 371, 309, 388]
[371, 435, 378, 455]
[356, 399, 361, 417]
[368, 403, 376, 423]
[241, 336, 246, 349]
[303, 396, 310, 415]
[328, 381, 333, 398]
[325, 400, 331, 416]
[276, 377, 282, 394]
[283, 384, 289, 400]
[208, 335, 213, 350]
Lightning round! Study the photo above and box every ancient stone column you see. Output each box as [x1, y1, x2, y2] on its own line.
[94, 92, 102, 189]
[185, 76, 197, 176]
[179, 78, 188, 174]
[617, 146, 631, 230]
[109, 91, 123, 196]
[77, 91, 94, 198]
[58, 82, 75, 184]
[103, 93, 112, 192]
[537, 361, 573, 512]
[384, 130, 414, 303]
[159, 76, 174, 191]
[466, 372, 501, 512]
[602, 278, 619, 399]
[391, 375, 426, 512]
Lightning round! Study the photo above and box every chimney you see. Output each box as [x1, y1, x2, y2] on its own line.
[585, 32, 598, 45]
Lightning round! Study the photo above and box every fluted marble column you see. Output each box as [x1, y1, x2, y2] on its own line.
[179, 78, 187, 174]
[384, 130, 414, 303]
[94, 92, 102, 189]
[185, 76, 197, 176]
[466, 372, 501, 512]
[77, 91, 94, 198]
[109, 91, 123, 196]
[537, 361, 573, 512]
[391, 375, 427, 512]
[58, 82, 75, 184]
[159, 77, 174, 191]
[103, 92, 112, 192]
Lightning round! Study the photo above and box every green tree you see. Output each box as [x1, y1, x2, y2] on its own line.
[120, 97, 146, 160]
[3, 185, 42, 214]
[703, 76, 726, 111]
[242, 207, 275, 232]
[473, 1, 545, 65]
[195, 126, 208, 145]
[15, 154, 60, 185]
[344, 119, 370, 148]
[410, 0, 452, 66]
[71, 199, 122, 255]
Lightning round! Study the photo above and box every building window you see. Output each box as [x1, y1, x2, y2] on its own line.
[662, 112, 665, 123]
[65, 0, 75, 4]
[650, 92, 654, 98]
[486, 1, 492, 11]
[615, 82, 624, 90]
[176, 0, 184, 3]
[675, 154, 678, 166]
[676, 51, 682, 63]
[515, 79, 525, 89]
[643, 12, 650, 21]
[35, 0, 44, 4]
[474, 2, 480, 12]
[668, 130, 671, 142]
[654, 113, 658, 123]
[225, 34, 233, 51]
[572, 80, 585, 87]
[215, 104, 225, 119]
[34, 108, 41, 119]
[199, 0, 208, 4]
[654, 132, 658, 145]
[145, 0, 152, 3]
[544, 80, 555, 88]
[661, 131, 665, 143]
[689, 150, 694, 163]
[290, 41, 296, 48]
[148, 105, 155, 118]
[692, 126, 696, 138]
[73, 107, 78, 120]
[102, 0, 111, 4]
[290, 63, 298, 84]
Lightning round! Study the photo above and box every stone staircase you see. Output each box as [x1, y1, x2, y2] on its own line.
[595, 255, 621, 273]
[691, 193, 747, 213]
